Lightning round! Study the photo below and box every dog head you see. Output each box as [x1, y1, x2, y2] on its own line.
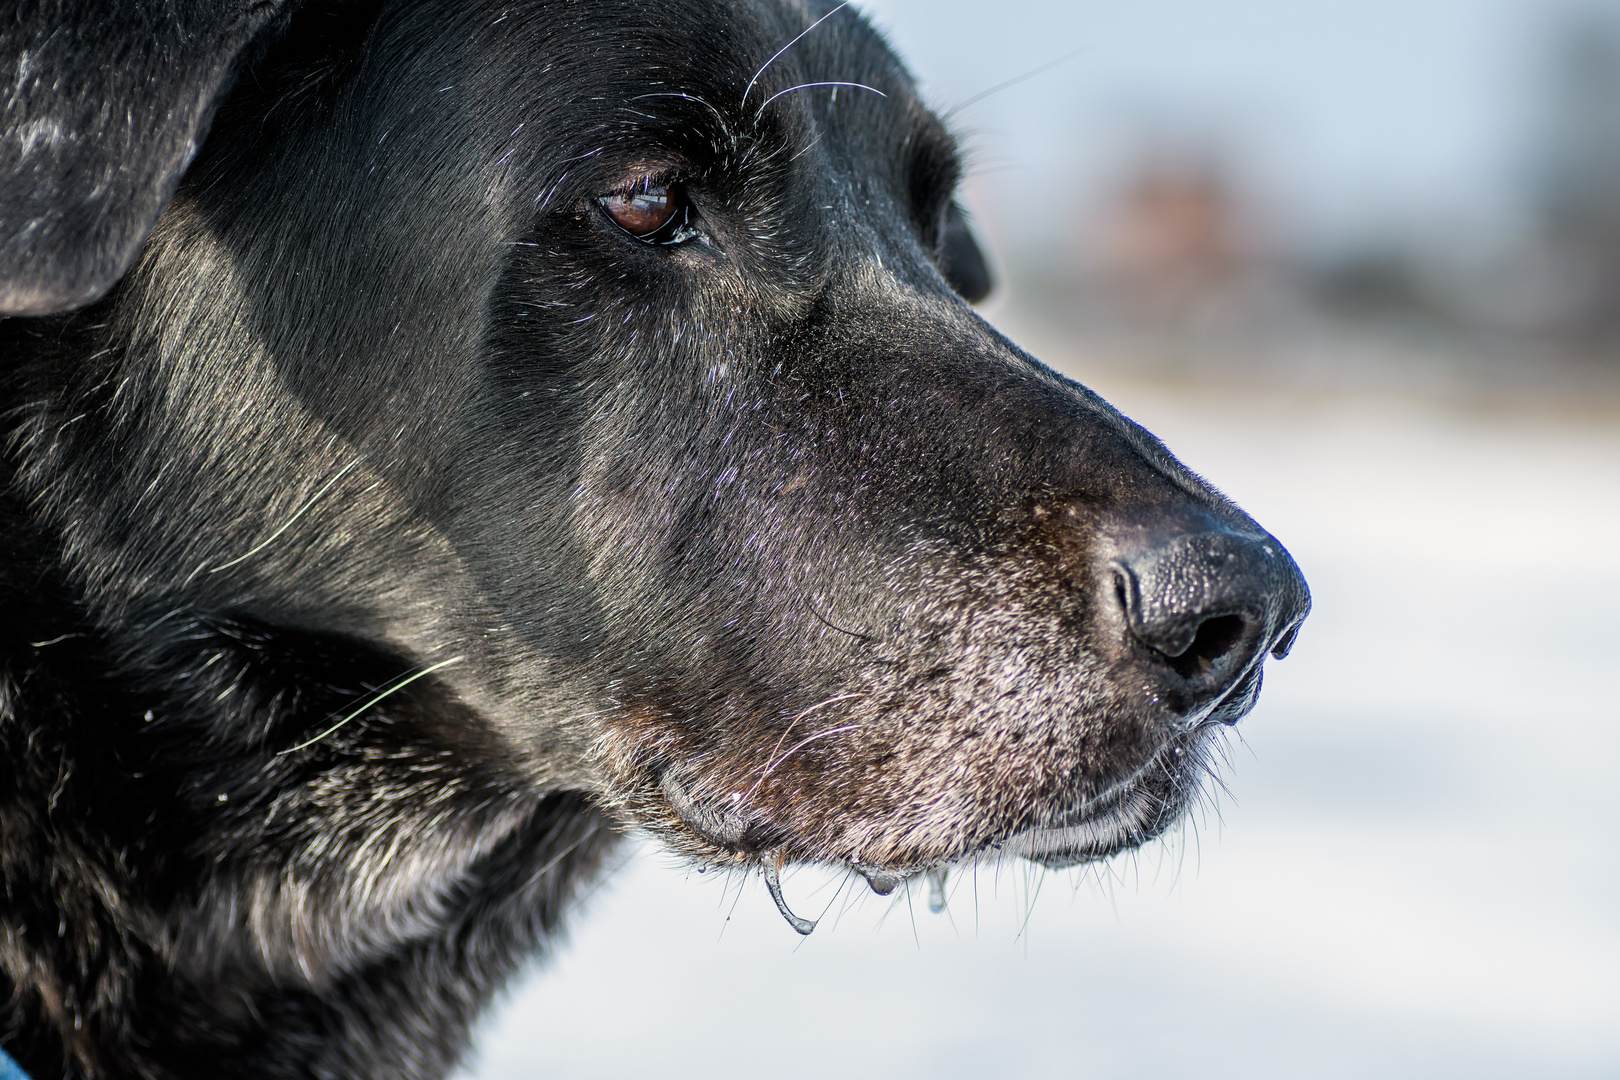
[3, 0, 1308, 924]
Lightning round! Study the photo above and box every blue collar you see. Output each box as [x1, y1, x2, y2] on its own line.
[0, 1045, 29, 1080]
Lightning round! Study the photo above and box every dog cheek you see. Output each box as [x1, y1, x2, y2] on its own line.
[756, 679, 1144, 868]
[583, 600, 1153, 871]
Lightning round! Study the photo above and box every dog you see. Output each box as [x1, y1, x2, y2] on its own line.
[0, 1, 1310, 1076]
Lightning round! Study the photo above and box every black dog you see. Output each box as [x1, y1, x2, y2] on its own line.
[0, 1, 1309, 1076]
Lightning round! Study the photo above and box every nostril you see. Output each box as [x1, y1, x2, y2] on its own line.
[1270, 622, 1303, 659]
[1107, 523, 1309, 717]
[1114, 563, 1249, 678]
[1111, 528, 1290, 687]
[1161, 613, 1246, 679]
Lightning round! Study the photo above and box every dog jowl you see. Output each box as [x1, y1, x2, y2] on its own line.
[0, 0, 1309, 1076]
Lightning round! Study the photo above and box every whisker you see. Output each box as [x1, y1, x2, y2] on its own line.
[1015, 859, 1046, 947]
[757, 691, 866, 778]
[755, 80, 885, 118]
[742, 0, 855, 106]
[718, 862, 750, 943]
[204, 460, 359, 575]
[275, 655, 465, 755]
[942, 48, 1087, 121]
[743, 723, 860, 802]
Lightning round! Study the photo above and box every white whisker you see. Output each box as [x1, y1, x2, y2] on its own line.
[755, 80, 885, 118]
[275, 655, 466, 755]
[756, 691, 865, 775]
[742, 0, 854, 106]
[206, 460, 359, 575]
[744, 723, 860, 801]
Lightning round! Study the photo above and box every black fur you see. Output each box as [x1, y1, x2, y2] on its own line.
[0, 2, 1309, 1076]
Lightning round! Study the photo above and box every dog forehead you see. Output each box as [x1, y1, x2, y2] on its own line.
[437, 0, 925, 148]
[367, 0, 943, 235]
[429, 1, 885, 86]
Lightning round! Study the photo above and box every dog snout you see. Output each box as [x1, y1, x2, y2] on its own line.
[1111, 528, 1310, 720]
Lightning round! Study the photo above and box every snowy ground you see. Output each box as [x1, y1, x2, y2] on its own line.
[461, 343, 1620, 1079]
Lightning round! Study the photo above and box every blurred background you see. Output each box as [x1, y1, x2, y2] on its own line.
[464, 2, 1620, 1076]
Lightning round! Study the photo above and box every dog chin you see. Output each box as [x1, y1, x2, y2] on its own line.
[986, 727, 1215, 871]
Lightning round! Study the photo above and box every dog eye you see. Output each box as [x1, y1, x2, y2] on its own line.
[599, 182, 696, 244]
[601, 185, 675, 235]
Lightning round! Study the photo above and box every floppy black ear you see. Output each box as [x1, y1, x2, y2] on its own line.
[941, 201, 993, 304]
[1, 0, 295, 317]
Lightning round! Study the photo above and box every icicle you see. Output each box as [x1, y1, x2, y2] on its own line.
[760, 857, 816, 935]
[927, 868, 948, 914]
[859, 869, 904, 896]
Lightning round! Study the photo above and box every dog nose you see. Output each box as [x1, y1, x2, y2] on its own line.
[1112, 529, 1309, 719]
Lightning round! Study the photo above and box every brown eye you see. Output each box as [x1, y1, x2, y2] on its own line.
[600, 183, 678, 237]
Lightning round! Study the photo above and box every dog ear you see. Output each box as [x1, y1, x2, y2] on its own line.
[941, 202, 993, 304]
[1, 0, 296, 317]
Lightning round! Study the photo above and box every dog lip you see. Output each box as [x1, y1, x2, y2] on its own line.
[659, 770, 788, 855]
[660, 770, 750, 847]
[993, 796, 1148, 868]
[989, 737, 1203, 867]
